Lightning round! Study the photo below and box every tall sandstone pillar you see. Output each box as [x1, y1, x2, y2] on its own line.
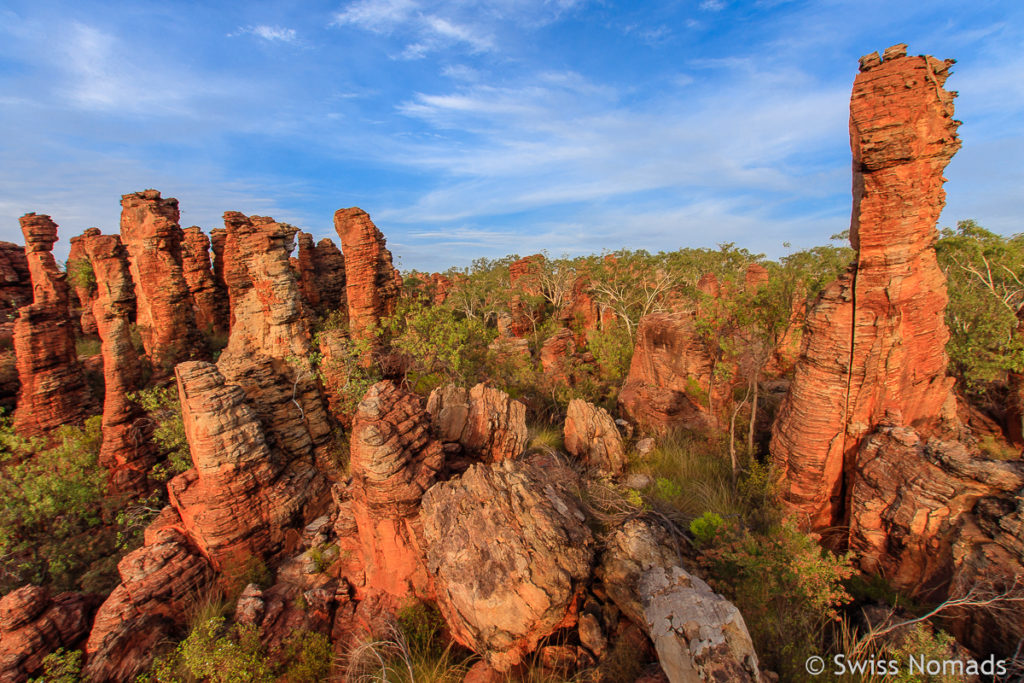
[333, 208, 400, 341]
[770, 44, 961, 531]
[12, 214, 96, 436]
[83, 231, 156, 493]
[181, 226, 229, 337]
[119, 190, 205, 376]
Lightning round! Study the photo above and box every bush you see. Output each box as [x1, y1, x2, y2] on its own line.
[66, 258, 96, 294]
[28, 648, 84, 683]
[144, 616, 275, 683]
[128, 386, 191, 481]
[689, 511, 724, 547]
[702, 521, 854, 680]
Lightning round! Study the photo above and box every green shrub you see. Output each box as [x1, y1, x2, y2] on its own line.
[144, 616, 275, 683]
[75, 336, 101, 357]
[689, 511, 724, 547]
[66, 258, 96, 293]
[128, 386, 191, 481]
[28, 648, 83, 683]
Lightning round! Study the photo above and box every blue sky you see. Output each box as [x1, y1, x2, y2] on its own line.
[1, 0, 1021, 272]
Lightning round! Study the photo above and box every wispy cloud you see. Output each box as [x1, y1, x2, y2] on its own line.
[231, 25, 299, 43]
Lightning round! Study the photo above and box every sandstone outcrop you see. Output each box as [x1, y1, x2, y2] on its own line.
[420, 454, 594, 671]
[426, 383, 528, 464]
[540, 327, 576, 381]
[82, 231, 155, 493]
[169, 361, 325, 570]
[209, 227, 227, 295]
[295, 233, 346, 316]
[601, 519, 761, 682]
[182, 226, 228, 336]
[564, 399, 626, 475]
[120, 190, 205, 374]
[0, 242, 30, 318]
[84, 510, 213, 682]
[12, 214, 95, 436]
[349, 381, 443, 599]
[618, 312, 719, 435]
[333, 208, 399, 340]
[770, 45, 961, 530]
[509, 254, 545, 297]
[0, 586, 97, 683]
[218, 212, 333, 474]
[66, 232, 98, 335]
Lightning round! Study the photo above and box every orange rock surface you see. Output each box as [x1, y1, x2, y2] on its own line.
[333, 208, 400, 340]
[181, 226, 228, 336]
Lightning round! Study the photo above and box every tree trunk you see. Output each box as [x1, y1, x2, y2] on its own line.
[747, 371, 759, 455]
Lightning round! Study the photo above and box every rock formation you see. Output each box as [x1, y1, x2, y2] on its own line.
[12, 214, 96, 437]
[601, 520, 761, 682]
[209, 227, 227, 295]
[426, 383, 528, 464]
[564, 399, 626, 475]
[420, 454, 594, 671]
[333, 208, 399, 340]
[294, 233, 347, 316]
[66, 232, 98, 336]
[181, 226, 228, 337]
[218, 212, 333, 473]
[348, 381, 443, 599]
[84, 510, 213, 681]
[770, 44, 961, 530]
[619, 312, 719, 435]
[82, 231, 156, 493]
[119, 190, 205, 374]
[0, 242, 30, 319]
[509, 254, 545, 297]
[540, 328, 576, 381]
[170, 361, 325, 570]
[0, 585, 97, 682]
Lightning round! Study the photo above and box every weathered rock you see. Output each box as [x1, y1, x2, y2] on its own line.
[420, 454, 594, 671]
[82, 231, 155, 493]
[0, 586, 97, 683]
[770, 47, 961, 530]
[181, 226, 229, 336]
[429, 272, 453, 305]
[564, 399, 626, 475]
[744, 264, 769, 292]
[848, 427, 1024, 596]
[601, 519, 760, 682]
[0, 242, 30, 318]
[19, 213, 69, 309]
[12, 304, 96, 437]
[618, 312, 718, 435]
[333, 208, 399, 341]
[84, 510, 213, 682]
[509, 254, 545, 297]
[540, 327, 576, 382]
[209, 227, 227, 296]
[66, 231, 98, 335]
[349, 381, 442, 599]
[426, 383, 528, 463]
[120, 190, 205, 375]
[169, 361, 325, 570]
[218, 212, 333, 475]
[294, 233, 346, 316]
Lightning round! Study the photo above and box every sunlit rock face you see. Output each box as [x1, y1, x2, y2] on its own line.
[333, 207, 400, 342]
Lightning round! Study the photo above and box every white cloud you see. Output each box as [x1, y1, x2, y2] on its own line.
[700, 0, 725, 11]
[233, 25, 299, 43]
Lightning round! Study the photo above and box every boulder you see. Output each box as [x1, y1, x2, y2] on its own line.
[426, 383, 528, 463]
[564, 398, 626, 475]
[0, 586, 97, 683]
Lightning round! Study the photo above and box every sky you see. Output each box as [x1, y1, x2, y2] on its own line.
[0, 0, 1021, 272]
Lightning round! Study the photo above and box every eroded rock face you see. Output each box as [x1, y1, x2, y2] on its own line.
[601, 520, 760, 682]
[420, 454, 594, 672]
[295, 233, 346, 316]
[170, 361, 324, 570]
[67, 232, 98, 335]
[19, 214, 69, 309]
[83, 231, 155, 494]
[564, 399, 626, 475]
[770, 46, 961, 530]
[349, 381, 443, 599]
[182, 226, 228, 337]
[618, 312, 718, 435]
[218, 212, 333, 474]
[84, 510, 213, 682]
[120, 190, 205, 375]
[426, 383, 528, 463]
[333, 208, 399, 340]
[0, 586, 97, 683]
[0, 242, 30, 319]
[509, 254, 545, 297]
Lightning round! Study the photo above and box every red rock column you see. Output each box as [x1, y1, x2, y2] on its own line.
[119, 190, 205, 375]
[83, 231, 156, 493]
[333, 208, 400, 340]
[770, 44, 961, 530]
[181, 226, 228, 337]
[12, 214, 95, 436]
[0, 241, 31, 318]
[295, 232, 321, 312]
[67, 231, 98, 335]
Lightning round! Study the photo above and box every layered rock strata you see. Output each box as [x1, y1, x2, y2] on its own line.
[66, 232, 98, 335]
[349, 381, 443, 599]
[0, 242, 30, 318]
[420, 454, 594, 671]
[12, 214, 95, 436]
[0, 586, 97, 683]
[120, 190, 205, 374]
[618, 312, 719, 435]
[83, 231, 155, 493]
[770, 45, 961, 530]
[333, 208, 399, 340]
[181, 226, 228, 336]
